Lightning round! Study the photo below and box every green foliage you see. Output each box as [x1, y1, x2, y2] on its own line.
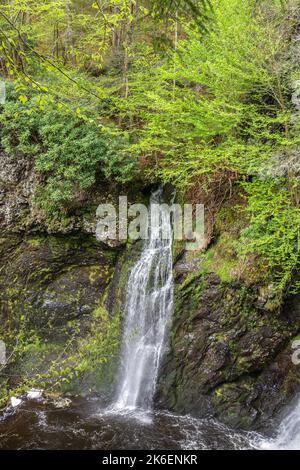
[0, 303, 120, 405]
[0, 88, 138, 211]
[107, 0, 299, 294]
[238, 179, 300, 290]
[124, 0, 295, 187]
[74, 305, 120, 389]
[202, 237, 239, 283]
[0, 313, 41, 408]
[149, 0, 213, 29]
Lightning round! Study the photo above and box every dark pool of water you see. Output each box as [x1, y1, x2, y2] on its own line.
[0, 396, 264, 450]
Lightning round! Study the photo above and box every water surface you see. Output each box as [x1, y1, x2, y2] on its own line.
[0, 396, 262, 450]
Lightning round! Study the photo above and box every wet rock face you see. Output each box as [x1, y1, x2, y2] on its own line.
[157, 273, 300, 429]
[0, 234, 117, 331]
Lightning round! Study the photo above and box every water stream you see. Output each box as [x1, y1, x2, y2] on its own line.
[113, 188, 173, 412]
[258, 397, 300, 450]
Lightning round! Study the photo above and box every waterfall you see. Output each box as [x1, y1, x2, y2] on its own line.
[259, 398, 300, 450]
[113, 189, 174, 412]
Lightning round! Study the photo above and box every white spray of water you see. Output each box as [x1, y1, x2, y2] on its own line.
[257, 397, 300, 450]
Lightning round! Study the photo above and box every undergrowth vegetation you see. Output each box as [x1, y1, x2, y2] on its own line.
[0, 87, 138, 212]
[0, 304, 120, 407]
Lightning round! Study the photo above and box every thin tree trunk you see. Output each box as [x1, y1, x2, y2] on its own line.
[173, 10, 178, 101]
[66, 0, 76, 66]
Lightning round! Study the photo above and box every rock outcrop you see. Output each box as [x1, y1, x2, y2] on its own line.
[157, 269, 300, 429]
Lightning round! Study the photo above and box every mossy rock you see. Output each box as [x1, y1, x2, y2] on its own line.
[0, 234, 118, 329]
[0, 233, 123, 404]
[156, 271, 300, 429]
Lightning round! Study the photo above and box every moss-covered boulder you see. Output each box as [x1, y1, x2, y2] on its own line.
[0, 233, 122, 404]
[0, 234, 117, 327]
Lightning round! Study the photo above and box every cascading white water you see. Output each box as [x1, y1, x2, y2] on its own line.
[113, 189, 174, 412]
[258, 397, 300, 450]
